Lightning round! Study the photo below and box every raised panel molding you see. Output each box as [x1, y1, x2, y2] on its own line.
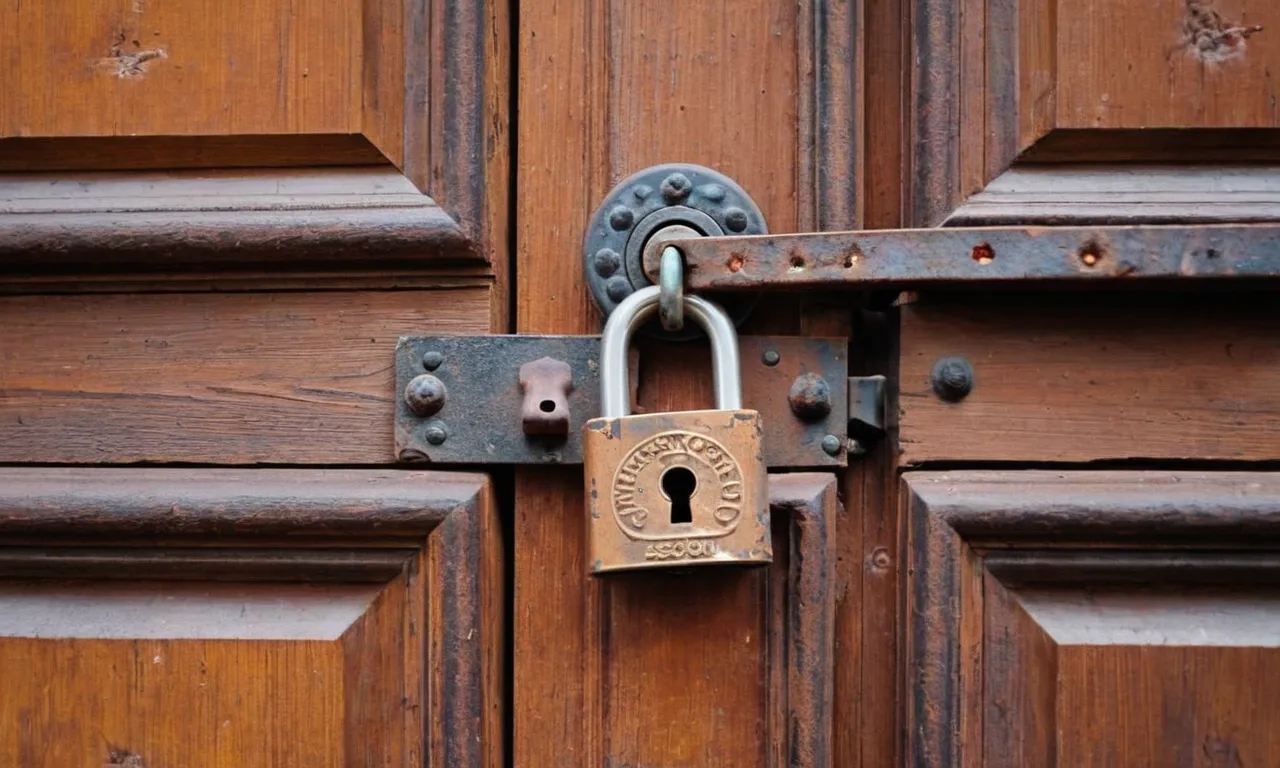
[0, 0, 508, 275]
[911, 0, 1280, 225]
[0, 468, 502, 768]
[905, 471, 1280, 767]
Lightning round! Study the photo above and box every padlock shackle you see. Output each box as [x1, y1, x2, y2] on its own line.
[600, 286, 743, 417]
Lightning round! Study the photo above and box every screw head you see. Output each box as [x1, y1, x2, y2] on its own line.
[404, 374, 447, 417]
[421, 351, 444, 371]
[789, 373, 833, 421]
[424, 422, 449, 445]
[821, 434, 842, 457]
[762, 349, 781, 367]
[931, 357, 974, 402]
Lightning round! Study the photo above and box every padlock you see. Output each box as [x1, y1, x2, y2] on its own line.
[583, 285, 771, 575]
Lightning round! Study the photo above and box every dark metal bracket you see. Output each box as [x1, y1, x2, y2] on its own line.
[395, 335, 850, 468]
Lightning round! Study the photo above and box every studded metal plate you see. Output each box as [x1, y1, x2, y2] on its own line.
[583, 163, 767, 332]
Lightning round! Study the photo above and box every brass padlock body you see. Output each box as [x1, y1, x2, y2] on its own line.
[584, 408, 770, 574]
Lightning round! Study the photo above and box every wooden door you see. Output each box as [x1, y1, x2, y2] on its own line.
[516, 0, 1280, 766]
[0, 0, 507, 765]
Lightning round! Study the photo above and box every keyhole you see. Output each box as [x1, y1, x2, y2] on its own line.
[661, 467, 697, 524]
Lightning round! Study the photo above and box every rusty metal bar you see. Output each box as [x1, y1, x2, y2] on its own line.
[658, 225, 1280, 291]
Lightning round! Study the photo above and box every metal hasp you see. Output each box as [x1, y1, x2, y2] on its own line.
[395, 334, 848, 467]
[656, 224, 1280, 291]
[583, 163, 767, 334]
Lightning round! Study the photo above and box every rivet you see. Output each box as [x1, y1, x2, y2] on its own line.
[821, 434, 842, 456]
[632, 184, 654, 200]
[421, 351, 444, 371]
[424, 422, 449, 445]
[723, 206, 748, 232]
[699, 183, 726, 202]
[661, 173, 692, 203]
[609, 206, 635, 231]
[594, 248, 622, 277]
[931, 357, 974, 402]
[605, 276, 633, 302]
[405, 374, 447, 417]
[762, 349, 780, 366]
[790, 373, 833, 421]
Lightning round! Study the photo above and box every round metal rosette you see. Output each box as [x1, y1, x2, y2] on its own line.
[583, 163, 765, 338]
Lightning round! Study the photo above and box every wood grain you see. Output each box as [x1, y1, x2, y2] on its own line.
[515, 0, 858, 764]
[0, 135, 386, 172]
[0, 289, 490, 464]
[0, 167, 477, 271]
[1057, 0, 1280, 130]
[899, 297, 1280, 463]
[911, 0, 1280, 224]
[906, 470, 1280, 767]
[947, 164, 1280, 225]
[0, 467, 501, 768]
[2, 0, 360, 140]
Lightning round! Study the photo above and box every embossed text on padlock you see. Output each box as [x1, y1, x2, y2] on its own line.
[583, 286, 771, 575]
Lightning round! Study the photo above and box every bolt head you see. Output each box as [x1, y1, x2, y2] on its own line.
[661, 172, 692, 203]
[821, 434, 842, 457]
[931, 357, 974, 402]
[789, 373, 833, 421]
[593, 248, 622, 277]
[405, 374, 447, 417]
[762, 349, 781, 367]
[723, 206, 749, 232]
[605, 276, 633, 302]
[424, 422, 448, 445]
[608, 205, 635, 231]
[421, 351, 444, 371]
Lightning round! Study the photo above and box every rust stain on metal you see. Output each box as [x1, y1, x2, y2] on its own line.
[518, 357, 573, 436]
[1180, 0, 1263, 64]
[671, 225, 1280, 291]
[727, 252, 746, 272]
[971, 242, 994, 265]
[1078, 241, 1102, 268]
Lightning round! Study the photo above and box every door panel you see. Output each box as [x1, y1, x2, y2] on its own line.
[515, 474, 837, 766]
[898, 295, 1280, 464]
[515, 1, 860, 765]
[906, 470, 1280, 766]
[0, 468, 502, 768]
[0, 288, 490, 463]
[913, 0, 1280, 225]
[1, 0, 508, 327]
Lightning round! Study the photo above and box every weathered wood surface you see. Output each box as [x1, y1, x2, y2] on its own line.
[0, 468, 502, 768]
[912, 0, 1280, 225]
[906, 470, 1280, 767]
[0, 289, 490, 464]
[514, 0, 860, 763]
[0, 168, 476, 270]
[899, 297, 1280, 463]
